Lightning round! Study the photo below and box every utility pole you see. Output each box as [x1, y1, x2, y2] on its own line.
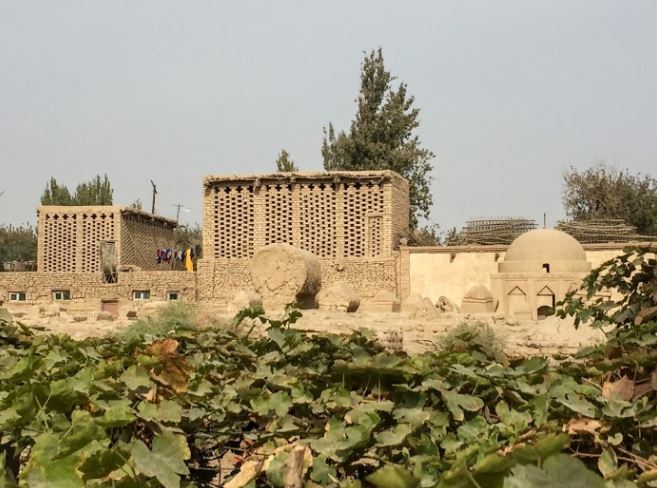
[172, 204, 184, 224]
[150, 180, 157, 215]
[543, 212, 547, 229]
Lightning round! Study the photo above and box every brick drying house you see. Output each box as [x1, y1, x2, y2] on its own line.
[37, 206, 178, 273]
[197, 171, 410, 305]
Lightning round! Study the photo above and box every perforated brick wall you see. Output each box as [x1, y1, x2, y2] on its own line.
[37, 206, 175, 273]
[40, 211, 78, 272]
[299, 182, 337, 257]
[121, 213, 176, 270]
[210, 184, 255, 259]
[203, 171, 409, 260]
[80, 210, 117, 272]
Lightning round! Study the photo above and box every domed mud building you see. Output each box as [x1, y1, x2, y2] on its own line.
[490, 229, 592, 320]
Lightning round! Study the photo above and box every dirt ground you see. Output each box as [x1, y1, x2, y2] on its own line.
[3, 302, 606, 357]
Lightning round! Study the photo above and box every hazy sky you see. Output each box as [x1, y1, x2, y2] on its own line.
[1, 1, 656, 232]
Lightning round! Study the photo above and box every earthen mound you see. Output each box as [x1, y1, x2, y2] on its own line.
[250, 244, 321, 311]
[317, 282, 360, 312]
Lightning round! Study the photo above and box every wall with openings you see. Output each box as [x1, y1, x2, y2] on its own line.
[202, 171, 409, 261]
[0, 270, 196, 306]
[121, 212, 177, 270]
[37, 206, 176, 273]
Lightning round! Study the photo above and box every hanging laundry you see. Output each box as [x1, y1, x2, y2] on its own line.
[185, 248, 194, 272]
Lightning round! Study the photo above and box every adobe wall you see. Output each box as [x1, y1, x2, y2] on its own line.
[196, 256, 399, 308]
[0, 271, 196, 306]
[401, 243, 633, 306]
[120, 213, 176, 270]
[36, 206, 176, 273]
[202, 171, 409, 260]
[37, 206, 121, 273]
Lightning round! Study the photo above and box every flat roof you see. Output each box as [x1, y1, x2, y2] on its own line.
[203, 170, 407, 187]
[37, 205, 177, 227]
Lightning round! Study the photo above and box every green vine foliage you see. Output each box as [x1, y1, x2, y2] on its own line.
[0, 247, 656, 487]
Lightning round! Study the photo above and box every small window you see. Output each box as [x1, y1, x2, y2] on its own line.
[53, 290, 71, 301]
[542, 263, 550, 273]
[166, 291, 179, 301]
[9, 292, 26, 302]
[132, 290, 151, 301]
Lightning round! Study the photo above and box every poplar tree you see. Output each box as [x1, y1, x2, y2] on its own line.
[322, 48, 435, 228]
[40, 174, 113, 206]
[275, 149, 298, 172]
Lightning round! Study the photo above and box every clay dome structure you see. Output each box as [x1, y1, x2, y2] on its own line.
[461, 285, 496, 314]
[491, 229, 591, 320]
[500, 229, 591, 274]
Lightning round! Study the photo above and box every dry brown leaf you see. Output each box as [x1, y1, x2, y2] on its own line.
[219, 451, 242, 485]
[635, 306, 657, 325]
[652, 368, 657, 390]
[224, 459, 265, 488]
[145, 338, 191, 394]
[633, 382, 654, 400]
[146, 338, 180, 357]
[602, 376, 635, 401]
[565, 418, 603, 436]
[145, 385, 158, 402]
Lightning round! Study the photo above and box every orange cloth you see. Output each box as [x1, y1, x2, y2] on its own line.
[185, 248, 194, 272]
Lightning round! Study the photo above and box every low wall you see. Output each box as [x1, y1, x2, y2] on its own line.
[0, 271, 197, 306]
[197, 256, 399, 307]
[401, 243, 633, 307]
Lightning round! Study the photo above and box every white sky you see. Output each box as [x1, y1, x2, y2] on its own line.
[1, 1, 656, 233]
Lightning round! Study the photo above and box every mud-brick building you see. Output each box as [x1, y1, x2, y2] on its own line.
[198, 171, 410, 305]
[37, 206, 177, 274]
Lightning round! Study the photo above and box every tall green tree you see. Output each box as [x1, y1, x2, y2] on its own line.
[40, 178, 73, 205]
[73, 174, 113, 205]
[562, 164, 657, 235]
[322, 48, 435, 228]
[275, 149, 298, 172]
[40, 174, 114, 206]
[0, 224, 37, 268]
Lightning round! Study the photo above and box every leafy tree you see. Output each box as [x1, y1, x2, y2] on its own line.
[129, 199, 143, 210]
[0, 224, 37, 268]
[73, 174, 113, 205]
[275, 149, 298, 172]
[40, 178, 73, 205]
[40, 174, 113, 206]
[562, 164, 657, 235]
[174, 223, 202, 250]
[322, 48, 435, 228]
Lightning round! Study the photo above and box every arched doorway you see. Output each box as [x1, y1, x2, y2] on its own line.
[536, 285, 555, 320]
[507, 286, 527, 316]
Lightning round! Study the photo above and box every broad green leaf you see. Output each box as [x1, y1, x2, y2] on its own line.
[137, 400, 183, 423]
[504, 454, 606, 487]
[120, 365, 152, 391]
[79, 448, 127, 480]
[441, 390, 484, 421]
[496, 401, 532, 434]
[366, 464, 420, 488]
[55, 410, 107, 459]
[131, 432, 190, 488]
[21, 433, 84, 488]
[598, 448, 617, 478]
[375, 423, 412, 447]
[97, 399, 136, 428]
[556, 394, 597, 417]
[265, 451, 287, 487]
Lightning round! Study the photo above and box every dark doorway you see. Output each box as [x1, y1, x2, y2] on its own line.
[537, 305, 553, 320]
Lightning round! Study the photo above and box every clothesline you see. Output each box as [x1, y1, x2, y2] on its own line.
[156, 244, 201, 272]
